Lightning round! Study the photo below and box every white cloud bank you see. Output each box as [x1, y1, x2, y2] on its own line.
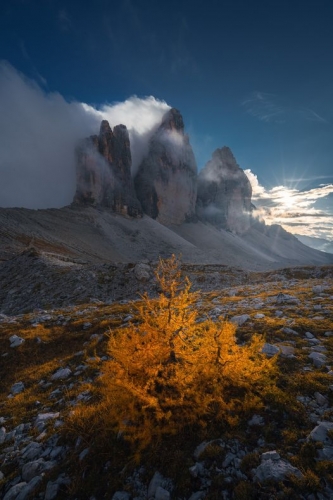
[0, 62, 170, 209]
[245, 169, 333, 241]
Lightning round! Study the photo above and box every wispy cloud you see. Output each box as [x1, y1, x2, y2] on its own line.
[284, 175, 333, 183]
[245, 169, 333, 240]
[19, 40, 47, 86]
[300, 108, 329, 124]
[58, 8, 72, 32]
[242, 91, 328, 124]
[242, 92, 285, 123]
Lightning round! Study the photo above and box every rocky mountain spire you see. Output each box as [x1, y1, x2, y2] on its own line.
[134, 108, 197, 225]
[196, 146, 252, 234]
[74, 120, 142, 217]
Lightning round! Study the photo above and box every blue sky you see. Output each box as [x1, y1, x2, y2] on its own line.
[0, 0, 332, 240]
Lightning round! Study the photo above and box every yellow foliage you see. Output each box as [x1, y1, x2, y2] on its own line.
[102, 255, 277, 450]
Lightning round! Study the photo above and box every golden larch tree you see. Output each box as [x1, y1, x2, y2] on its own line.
[102, 255, 276, 450]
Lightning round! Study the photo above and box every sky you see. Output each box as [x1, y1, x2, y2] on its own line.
[0, 0, 332, 242]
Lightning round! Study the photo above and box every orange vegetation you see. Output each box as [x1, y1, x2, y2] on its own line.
[101, 255, 277, 451]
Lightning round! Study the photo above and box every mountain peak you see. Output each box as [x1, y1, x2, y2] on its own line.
[197, 147, 252, 234]
[212, 146, 239, 169]
[74, 120, 142, 217]
[134, 108, 197, 225]
[99, 119, 113, 137]
[160, 107, 184, 132]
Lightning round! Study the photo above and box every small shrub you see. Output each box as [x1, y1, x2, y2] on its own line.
[233, 480, 258, 499]
[240, 452, 260, 475]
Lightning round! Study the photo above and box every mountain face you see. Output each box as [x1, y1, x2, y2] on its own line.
[73, 111, 252, 232]
[196, 147, 252, 234]
[134, 108, 198, 225]
[74, 120, 142, 217]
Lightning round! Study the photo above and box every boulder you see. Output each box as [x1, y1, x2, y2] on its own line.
[3, 482, 27, 500]
[134, 262, 151, 282]
[261, 343, 280, 357]
[112, 492, 130, 500]
[51, 367, 72, 380]
[9, 334, 25, 347]
[21, 459, 55, 482]
[253, 451, 303, 483]
[0, 426, 6, 444]
[308, 421, 333, 443]
[230, 314, 250, 326]
[34, 412, 60, 432]
[248, 414, 265, 427]
[309, 351, 327, 367]
[276, 293, 300, 305]
[10, 382, 25, 395]
[155, 486, 170, 500]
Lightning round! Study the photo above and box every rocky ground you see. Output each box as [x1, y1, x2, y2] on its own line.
[1, 266, 333, 499]
[1, 246, 332, 316]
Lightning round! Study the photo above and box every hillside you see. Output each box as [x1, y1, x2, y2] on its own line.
[0, 205, 332, 315]
[1, 206, 332, 269]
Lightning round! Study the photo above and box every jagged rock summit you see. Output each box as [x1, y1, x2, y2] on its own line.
[196, 147, 252, 234]
[73, 109, 253, 232]
[74, 120, 142, 217]
[134, 108, 198, 225]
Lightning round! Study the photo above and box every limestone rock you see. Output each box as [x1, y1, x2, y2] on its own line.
[261, 343, 280, 357]
[230, 314, 250, 326]
[308, 421, 333, 443]
[34, 412, 60, 432]
[155, 486, 171, 500]
[10, 381, 25, 395]
[74, 120, 142, 217]
[51, 367, 72, 380]
[15, 476, 42, 500]
[188, 492, 206, 500]
[3, 482, 27, 500]
[279, 345, 295, 357]
[248, 415, 265, 427]
[9, 334, 25, 347]
[253, 451, 303, 483]
[276, 293, 300, 305]
[112, 492, 130, 500]
[21, 459, 55, 482]
[22, 441, 43, 461]
[135, 108, 197, 225]
[44, 481, 60, 500]
[309, 351, 327, 367]
[134, 262, 151, 282]
[148, 471, 163, 498]
[196, 147, 252, 234]
[0, 427, 6, 444]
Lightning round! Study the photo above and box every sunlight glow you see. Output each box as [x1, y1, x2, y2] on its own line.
[245, 169, 333, 240]
[279, 189, 295, 209]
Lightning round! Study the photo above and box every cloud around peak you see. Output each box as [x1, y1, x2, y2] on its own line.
[0, 62, 170, 209]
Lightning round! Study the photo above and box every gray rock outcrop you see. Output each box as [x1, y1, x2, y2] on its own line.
[196, 147, 252, 234]
[135, 108, 197, 225]
[253, 451, 303, 483]
[74, 120, 142, 217]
